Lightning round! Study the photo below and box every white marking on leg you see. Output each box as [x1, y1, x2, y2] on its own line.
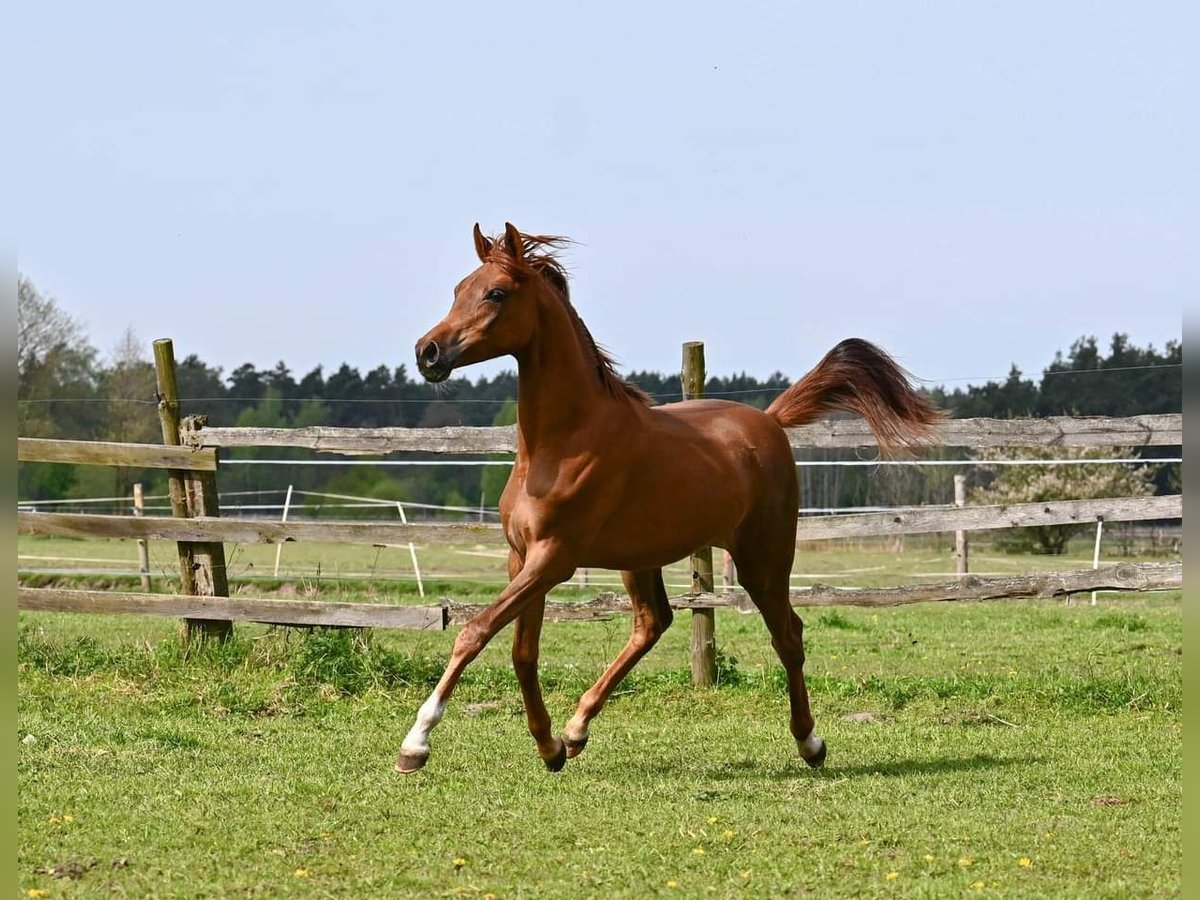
[799, 732, 824, 758]
[562, 715, 588, 745]
[400, 693, 446, 754]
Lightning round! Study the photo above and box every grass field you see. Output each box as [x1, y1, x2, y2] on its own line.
[17, 575, 1182, 897]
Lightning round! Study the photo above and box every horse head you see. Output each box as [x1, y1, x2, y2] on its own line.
[415, 223, 565, 383]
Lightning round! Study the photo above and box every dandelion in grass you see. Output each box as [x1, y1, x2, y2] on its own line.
[707, 816, 718, 825]
[48, 816, 61, 826]
[692, 847, 705, 856]
[27, 890, 49, 899]
[453, 858, 467, 871]
[666, 879, 678, 888]
[885, 872, 899, 880]
[294, 869, 310, 878]
[1018, 857, 1032, 868]
[722, 830, 735, 839]
[923, 855, 935, 862]
[740, 870, 751, 880]
[970, 881, 985, 891]
[958, 857, 973, 868]
[62, 815, 74, 823]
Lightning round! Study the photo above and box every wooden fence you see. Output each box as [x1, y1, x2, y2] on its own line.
[16, 339, 1183, 678]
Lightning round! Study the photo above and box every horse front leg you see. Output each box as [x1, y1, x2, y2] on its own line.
[561, 568, 673, 758]
[395, 543, 572, 774]
[509, 549, 566, 771]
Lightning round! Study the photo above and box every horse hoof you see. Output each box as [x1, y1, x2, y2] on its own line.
[395, 748, 430, 774]
[544, 739, 568, 772]
[564, 734, 589, 759]
[803, 737, 827, 769]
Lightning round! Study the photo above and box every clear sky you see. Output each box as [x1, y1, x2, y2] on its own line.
[15, 2, 1191, 389]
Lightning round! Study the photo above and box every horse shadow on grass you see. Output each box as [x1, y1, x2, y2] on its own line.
[641, 752, 1037, 783]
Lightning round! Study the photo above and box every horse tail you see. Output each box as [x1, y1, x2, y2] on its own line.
[765, 338, 942, 453]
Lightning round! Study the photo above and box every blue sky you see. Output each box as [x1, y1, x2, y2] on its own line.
[14, 2, 1191, 388]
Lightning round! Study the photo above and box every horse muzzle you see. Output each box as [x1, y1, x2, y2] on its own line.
[415, 336, 456, 383]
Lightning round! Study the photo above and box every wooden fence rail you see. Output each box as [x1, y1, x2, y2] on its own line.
[18, 493, 1181, 547]
[17, 437, 218, 471]
[446, 561, 1182, 622]
[180, 413, 1182, 455]
[18, 561, 1177, 629]
[18, 587, 447, 630]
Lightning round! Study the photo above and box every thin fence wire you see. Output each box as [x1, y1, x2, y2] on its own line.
[219, 456, 1181, 468]
[15, 361, 1183, 407]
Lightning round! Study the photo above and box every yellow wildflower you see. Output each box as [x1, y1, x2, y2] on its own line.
[722, 830, 735, 839]
[692, 847, 705, 856]
[27, 891, 50, 899]
[706, 816, 718, 825]
[666, 880, 678, 888]
[48, 817, 61, 826]
[958, 857, 973, 868]
[453, 858, 467, 870]
[62, 815, 74, 824]
[970, 881, 985, 891]
[294, 869, 310, 878]
[1018, 857, 1032, 868]
[885, 872, 899, 880]
[740, 870, 751, 880]
[923, 854, 935, 862]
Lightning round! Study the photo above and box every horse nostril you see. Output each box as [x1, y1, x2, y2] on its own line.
[420, 341, 440, 367]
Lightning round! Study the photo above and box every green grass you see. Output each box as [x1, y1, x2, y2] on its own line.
[17, 589, 1181, 898]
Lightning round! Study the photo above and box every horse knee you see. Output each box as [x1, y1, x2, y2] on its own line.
[453, 622, 488, 662]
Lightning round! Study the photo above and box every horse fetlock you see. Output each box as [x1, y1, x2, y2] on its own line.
[797, 732, 827, 769]
[562, 719, 590, 758]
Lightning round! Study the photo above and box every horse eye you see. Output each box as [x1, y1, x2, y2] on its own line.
[485, 288, 507, 302]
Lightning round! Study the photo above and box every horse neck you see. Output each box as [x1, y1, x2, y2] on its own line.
[514, 297, 625, 453]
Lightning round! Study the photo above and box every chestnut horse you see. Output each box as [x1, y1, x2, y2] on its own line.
[397, 223, 939, 774]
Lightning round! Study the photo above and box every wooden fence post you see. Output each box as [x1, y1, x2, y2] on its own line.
[682, 341, 717, 686]
[153, 338, 232, 642]
[954, 474, 969, 576]
[133, 482, 151, 591]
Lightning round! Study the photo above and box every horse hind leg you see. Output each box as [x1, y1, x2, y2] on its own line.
[561, 568, 673, 757]
[731, 539, 827, 769]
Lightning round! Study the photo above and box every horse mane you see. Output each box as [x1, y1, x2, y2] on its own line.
[485, 231, 651, 406]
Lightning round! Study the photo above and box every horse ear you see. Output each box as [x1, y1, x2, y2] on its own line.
[502, 222, 525, 261]
[473, 223, 493, 263]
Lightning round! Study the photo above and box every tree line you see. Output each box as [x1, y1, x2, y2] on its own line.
[17, 273, 1182, 518]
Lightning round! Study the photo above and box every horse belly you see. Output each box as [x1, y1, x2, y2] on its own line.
[576, 457, 750, 570]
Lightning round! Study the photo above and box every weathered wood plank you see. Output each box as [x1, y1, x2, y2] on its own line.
[18, 494, 1179, 546]
[784, 414, 1182, 449]
[17, 511, 501, 546]
[17, 437, 218, 471]
[793, 494, 1182, 541]
[17, 587, 448, 630]
[446, 561, 1181, 621]
[180, 414, 1182, 455]
[181, 418, 517, 455]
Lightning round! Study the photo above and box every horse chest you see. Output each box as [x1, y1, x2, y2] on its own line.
[503, 454, 615, 543]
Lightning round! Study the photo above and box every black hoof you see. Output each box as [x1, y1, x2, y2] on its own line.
[803, 738, 828, 769]
[544, 739, 568, 772]
[395, 748, 430, 774]
[564, 734, 589, 759]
